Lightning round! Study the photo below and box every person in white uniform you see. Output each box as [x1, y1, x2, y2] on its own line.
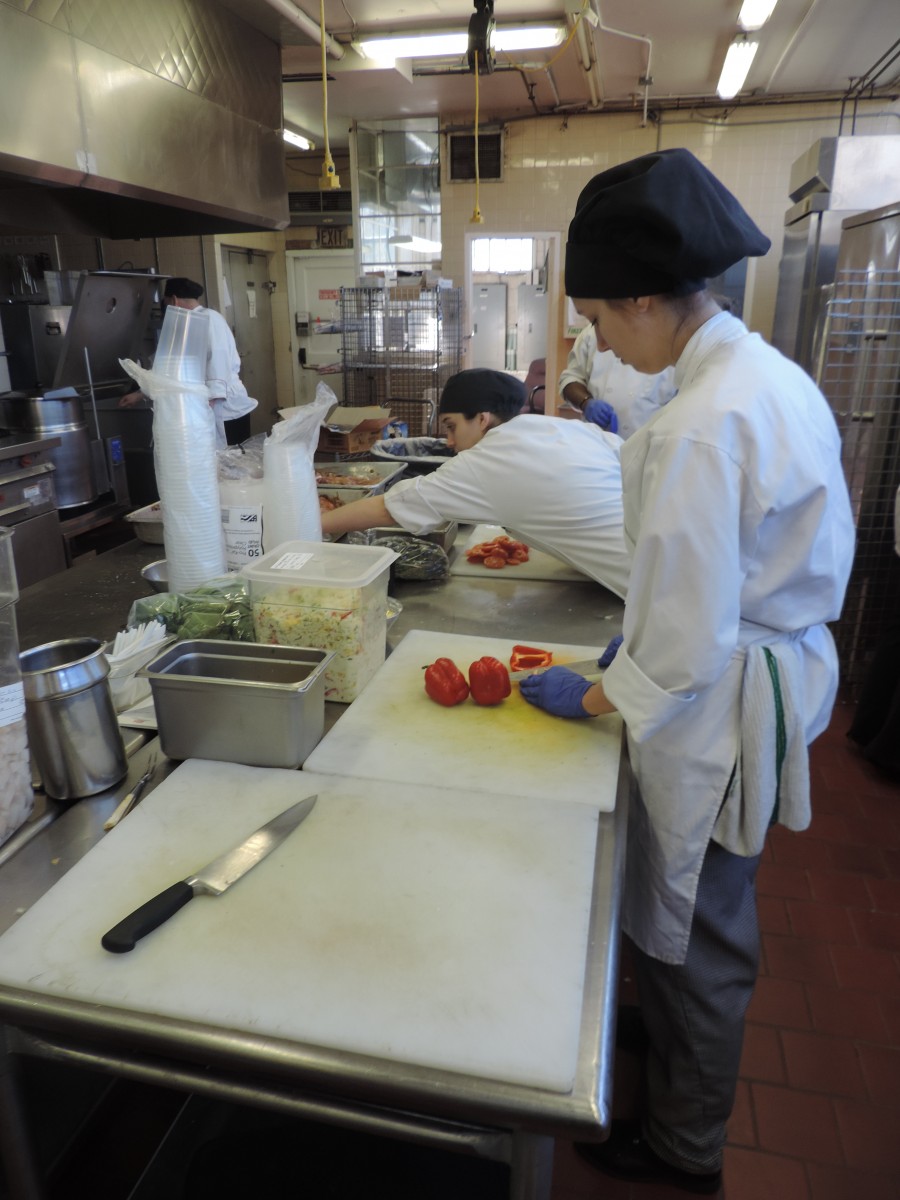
[520, 149, 856, 1193]
[320, 368, 630, 600]
[558, 323, 678, 439]
[120, 277, 257, 448]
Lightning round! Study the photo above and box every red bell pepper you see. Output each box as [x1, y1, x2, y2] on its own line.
[468, 656, 512, 706]
[424, 657, 470, 707]
[509, 644, 553, 673]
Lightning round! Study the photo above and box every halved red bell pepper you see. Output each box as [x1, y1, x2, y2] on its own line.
[468, 656, 512, 706]
[509, 644, 553, 673]
[424, 657, 470, 707]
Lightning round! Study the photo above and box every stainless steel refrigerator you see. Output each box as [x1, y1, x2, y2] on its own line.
[771, 136, 900, 376]
[815, 201, 900, 697]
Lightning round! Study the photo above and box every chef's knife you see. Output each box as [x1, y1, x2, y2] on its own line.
[101, 794, 318, 954]
[509, 658, 603, 682]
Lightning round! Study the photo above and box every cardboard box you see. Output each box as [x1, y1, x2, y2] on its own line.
[317, 405, 392, 454]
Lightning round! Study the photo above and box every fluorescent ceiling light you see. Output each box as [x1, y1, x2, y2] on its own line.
[738, 0, 779, 31]
[717, 38, 759, 99]
[389, 234, 443, 254]
[283, 129, 314, 150]
[357, 26, 563, 61]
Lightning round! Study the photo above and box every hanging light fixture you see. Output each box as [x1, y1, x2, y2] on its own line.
[355, 25, 564, 61]
[737, 0, 779, 31]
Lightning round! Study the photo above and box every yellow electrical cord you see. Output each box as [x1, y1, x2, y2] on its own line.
[319, 0, 340, 189]
[502, 0, 589, 74]
[470, 50, 484, 223]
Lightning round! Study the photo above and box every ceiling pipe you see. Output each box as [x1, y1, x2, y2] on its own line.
[262, 0, 344, 59]
[764, 0, 819, 93]
[571, 9, 603, 109]
[592, 2, 653, 126]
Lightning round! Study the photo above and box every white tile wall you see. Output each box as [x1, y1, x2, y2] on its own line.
[442, 100, 900, 339]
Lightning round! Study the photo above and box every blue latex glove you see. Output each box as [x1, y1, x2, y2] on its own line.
[519, 666, 594, 718]
[598, 634, 623, 669]
[582, 398, 619, 434]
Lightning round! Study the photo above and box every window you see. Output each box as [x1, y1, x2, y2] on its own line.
[471, 238, 534, 275]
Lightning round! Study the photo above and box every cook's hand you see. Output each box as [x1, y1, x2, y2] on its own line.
[598, 634, 623, 669]
[583, 398, 619, 433]
[119, 390, 143, 408]
[519, 667, 594, 718]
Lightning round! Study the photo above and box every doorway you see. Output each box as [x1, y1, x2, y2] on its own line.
[286, 250, 357, 405]
[222, 248, 278, 436]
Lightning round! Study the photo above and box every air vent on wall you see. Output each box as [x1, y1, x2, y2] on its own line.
[446, 132, 503, 182]
[288, 191, 353, 225]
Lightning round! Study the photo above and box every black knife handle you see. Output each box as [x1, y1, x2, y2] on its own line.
[101, 881, 195, 953]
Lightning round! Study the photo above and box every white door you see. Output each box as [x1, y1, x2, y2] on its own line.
[287, 251, 357, 405]
[223, 248, 278, 437]
[516, 284, 548, 369]
[469, 283, 507, 369]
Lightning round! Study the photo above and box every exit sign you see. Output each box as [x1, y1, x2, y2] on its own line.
[316, 226, 350, 249]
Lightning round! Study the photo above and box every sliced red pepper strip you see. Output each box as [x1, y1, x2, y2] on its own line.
[509, 645, 553, 672]
[424, 658, 470, 707]
[468, 656, 512, 706]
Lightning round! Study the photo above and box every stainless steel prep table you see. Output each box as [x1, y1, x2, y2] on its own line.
[0, 537, 627, 1200]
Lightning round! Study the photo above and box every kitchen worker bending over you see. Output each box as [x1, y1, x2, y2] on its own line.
[120, 277, 257, 448]
[320, 368, 630, 600]
[520, 149, 855, 1194]
[559, 323, 678, 438]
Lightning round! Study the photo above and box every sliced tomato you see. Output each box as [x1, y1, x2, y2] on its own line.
[482, 554, 508, 569]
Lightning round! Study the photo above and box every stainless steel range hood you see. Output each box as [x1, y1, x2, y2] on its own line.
[0, 0, 289, 238]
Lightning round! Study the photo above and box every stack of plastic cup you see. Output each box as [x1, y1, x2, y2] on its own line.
[150, 306, 227, 592]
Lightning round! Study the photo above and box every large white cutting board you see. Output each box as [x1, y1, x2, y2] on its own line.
[0, 761, 598, 1093]
[451, 524, 589, 582]
[304, 629, 622, 809]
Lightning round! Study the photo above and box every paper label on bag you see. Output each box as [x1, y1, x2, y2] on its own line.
[0, 681, 26, 727]
[221, 505, 264, 570]
[271, 552, 314, 571]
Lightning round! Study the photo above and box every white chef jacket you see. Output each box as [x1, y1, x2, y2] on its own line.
[201, 306, 258, 447]
[558, 325, 678, 440]
[602, 312, 855, 964]
[383, 414, 631, 599]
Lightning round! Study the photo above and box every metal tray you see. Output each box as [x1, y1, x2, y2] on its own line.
[139, 639, 334, 769]
[314, 461, 407, 493]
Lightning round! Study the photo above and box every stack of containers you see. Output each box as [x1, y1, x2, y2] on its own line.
[150, 305, 227, 592]
[242, 540, 398, 703]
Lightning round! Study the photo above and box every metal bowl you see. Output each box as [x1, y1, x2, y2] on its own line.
[140, 559, 168, 593]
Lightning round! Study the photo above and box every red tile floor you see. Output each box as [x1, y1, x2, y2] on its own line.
[550, 694, 900, 1200]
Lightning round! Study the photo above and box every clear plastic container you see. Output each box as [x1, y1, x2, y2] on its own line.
[242, 540, 398, 703]
[0, 528, 33, 846]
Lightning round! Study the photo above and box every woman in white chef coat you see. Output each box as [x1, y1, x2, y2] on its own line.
[520, 149, 856, 1194]
[120, 277, 257, 448]
[320, 368, 631, 600]
[558, 323, 678, 439]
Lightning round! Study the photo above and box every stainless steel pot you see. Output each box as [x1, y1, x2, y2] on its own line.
[4, 394, 97, 508]
[19, 637, 127, 800]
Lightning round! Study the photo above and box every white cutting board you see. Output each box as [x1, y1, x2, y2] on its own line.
[451, 524, 589, 582]
[304, 630, 622, 810]
[0, 761, 598, 1093]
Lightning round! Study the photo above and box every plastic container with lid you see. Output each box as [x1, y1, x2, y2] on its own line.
[242, 540, 398, 703]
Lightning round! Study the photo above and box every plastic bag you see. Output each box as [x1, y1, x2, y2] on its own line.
[372, 535, 450, 580]
[263, 385, 334, 551]
[127, 576, 255, 642]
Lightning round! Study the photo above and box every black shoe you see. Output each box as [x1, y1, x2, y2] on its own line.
[574, 1121, 723, 1195]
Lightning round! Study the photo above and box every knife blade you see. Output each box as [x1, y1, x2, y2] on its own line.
[509, 657, 603, 682]
[101, 794, 318, 954]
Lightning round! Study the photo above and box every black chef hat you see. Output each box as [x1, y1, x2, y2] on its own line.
[565, 148, 771, 300]
[164, 277, 205, 301]
[438, 369, 526, 420]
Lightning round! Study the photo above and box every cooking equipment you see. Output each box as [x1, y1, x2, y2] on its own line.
[451, 523, 590, 583]
[0, 528, 32, 847]
[0, 433, 66, 587]
[0, 762, 599, 1090]
[19, 636, 127, 800]
[303, 629, 622, 809]
[509, 656, 603, 682]
[139, 639, 333, 769]
[101, 792, 318, 952]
